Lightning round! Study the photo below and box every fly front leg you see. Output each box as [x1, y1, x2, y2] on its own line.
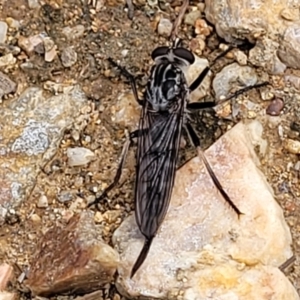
[108, 58, 143, 106]
[187, 63, 216, 111]
[184, 122, 242, 216]
[188, 45, 235, 94]
[187, 44, 268, 111]
[88, 129, 140, 209]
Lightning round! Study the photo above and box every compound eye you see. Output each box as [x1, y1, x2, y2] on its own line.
[151, 46, 169, 60]
[173, 48, 195, 64]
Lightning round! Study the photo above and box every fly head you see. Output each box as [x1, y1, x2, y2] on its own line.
[151, 38, 195, 68]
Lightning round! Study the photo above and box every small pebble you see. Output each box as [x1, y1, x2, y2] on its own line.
[0, 264, 14, 290]
[184, 11, 201, 26]
[57, 191, 73, 203]
[157, 18, 173, 37]
[233, 50, 247, 66]
[0, 53, 16, 67]
[18, 34, 43, 56]
[37, 195, 48, 208]
[280, 8, 299, 21]
[266, 98, 284, 116]
[30, 214, 41, 223]
[94, 211, 104, 223]
[284, 139, 300, 154]
[102, 210, 121, 224]
[121, 49, 129, 57]
[61, 209, 74, 222]
[0, 71, 17, 99]
[195, 19, 211, 36]
[43, 37, 57, 62]
[6, 17, 20, 29]
[62, 25, 85, 40]
[294, 161, 300, 171]
[61, 47, 77, 67]
[69, 197, 85, 210]
[261, 90, 274, 101]
[28, 0, 41, 9]
[197, 3, 205, 12]
[0, 21, 8, 43]
[0, 207, 8, 226]
[67, 147, 95, 167]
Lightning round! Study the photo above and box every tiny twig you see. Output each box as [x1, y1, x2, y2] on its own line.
[279, 255, 296, 272]
[170, 0, 189, 41]
[126, 0, 134, 19]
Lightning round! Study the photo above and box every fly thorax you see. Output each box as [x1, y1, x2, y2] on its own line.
[146, 63, 187, 112]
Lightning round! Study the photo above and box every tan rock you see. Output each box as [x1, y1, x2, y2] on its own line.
[204, 0, 300, 71]
[113, 121, 297, 299]
[249, 37, 287, 74]
[0, 291, 16, 300]
[278, 22, 300, 69]
[114, 92, 140, 131]
[0, 263, 14, 290]
[205, 0, 298, 43]
[26, 211, 119, 296]
[212, 63, 257, 100]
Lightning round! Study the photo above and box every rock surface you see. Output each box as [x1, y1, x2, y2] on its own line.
[26, 211, 119, 297]
[278, 22, 300, 69]
[212, 63, 258, 100]
[0, 264, 15, 300]
[113, 121, 297, 299]
[0, 86, 87, 224]
[0, 71, 17, 99]
[205, 0, 298, 43]
[249, 37, 287, 74]
[205, 0, 300, 71]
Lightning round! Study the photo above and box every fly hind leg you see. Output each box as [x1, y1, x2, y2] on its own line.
[184, 122, 243, 216]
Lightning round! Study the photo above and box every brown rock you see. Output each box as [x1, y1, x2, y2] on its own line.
[266, 98, 284, 116]
[26, 211, 119, 297]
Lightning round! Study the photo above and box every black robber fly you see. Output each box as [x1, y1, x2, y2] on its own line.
[88, 38, 266, 278]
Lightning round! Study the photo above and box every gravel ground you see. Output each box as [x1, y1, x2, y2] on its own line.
[0, 0, 300, 299]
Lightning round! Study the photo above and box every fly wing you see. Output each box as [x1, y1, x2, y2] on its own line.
[135, 100, 185, 238]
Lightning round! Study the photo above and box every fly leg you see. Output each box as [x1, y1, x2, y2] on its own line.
[89, 59, 143, 209]
[188, 45, 236, 93]
[187, 81, 268, 111]
[184, 122, 243, 216]
[108, 58, 143, 106]
[88, 129, 140, 209]
[187, 43, 268, 107]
